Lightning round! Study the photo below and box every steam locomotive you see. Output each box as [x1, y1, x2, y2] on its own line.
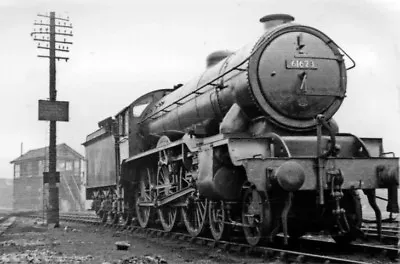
[83, 14, 399, 245]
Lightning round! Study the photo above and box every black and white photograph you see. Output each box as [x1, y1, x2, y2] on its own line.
[0, 0, 399, 263]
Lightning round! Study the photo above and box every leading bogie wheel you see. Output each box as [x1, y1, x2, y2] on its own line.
[242, 188, 271, 246]
[209, 200, 230, 241]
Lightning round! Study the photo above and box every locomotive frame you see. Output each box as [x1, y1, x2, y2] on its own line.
[122, 122, 398, 244]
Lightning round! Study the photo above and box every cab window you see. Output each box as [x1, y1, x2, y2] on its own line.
[133, 103, 149, 117]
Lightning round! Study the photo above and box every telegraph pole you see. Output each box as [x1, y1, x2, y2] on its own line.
[31, 12, 73, 226]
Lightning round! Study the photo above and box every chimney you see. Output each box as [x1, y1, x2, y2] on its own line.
[259, 14, 294, 30]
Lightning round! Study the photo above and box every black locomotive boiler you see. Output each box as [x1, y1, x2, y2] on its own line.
[84, 14, 399, 245]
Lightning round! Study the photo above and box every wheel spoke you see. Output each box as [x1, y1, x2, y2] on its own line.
[182, 196, 207, 237]
[217, 210, 223, 220]
[195, 207, 201, 227]
[203, 201, 207, 210]
[157, 165, 178, 232]
[144, 191, 150, 200]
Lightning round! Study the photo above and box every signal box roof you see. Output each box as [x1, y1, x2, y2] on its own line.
[10, 143, 84, 164]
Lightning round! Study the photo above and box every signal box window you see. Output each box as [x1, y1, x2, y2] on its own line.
[74, 160, 80, 176]
[26, 162, 33, 177]
[31, 162, 39, 177]
[57, 161, 65, 171]
[14, 164, 20, 179]
[118, 115, 125, 136]
[124, 111, 129, 136]
[66, 161, 73, 171]
[38, 160, 44, 176]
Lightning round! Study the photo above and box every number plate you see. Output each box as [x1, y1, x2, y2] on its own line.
[286, 59, 317, 70]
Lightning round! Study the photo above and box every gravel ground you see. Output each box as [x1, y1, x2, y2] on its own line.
[0, 218, 275, 264]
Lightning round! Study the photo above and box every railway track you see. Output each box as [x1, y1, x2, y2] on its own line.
[361, 228, 399, 245]
[27, 212, 399, 264]
[362, 224, 399, 235]
[360, 221, 399, 245]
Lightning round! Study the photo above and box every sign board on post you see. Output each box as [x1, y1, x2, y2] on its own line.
[43, 172, 60, 184]
[38, 100, 69, 122]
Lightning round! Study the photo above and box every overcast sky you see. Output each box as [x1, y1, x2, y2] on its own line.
[1, 0, 399, 179]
